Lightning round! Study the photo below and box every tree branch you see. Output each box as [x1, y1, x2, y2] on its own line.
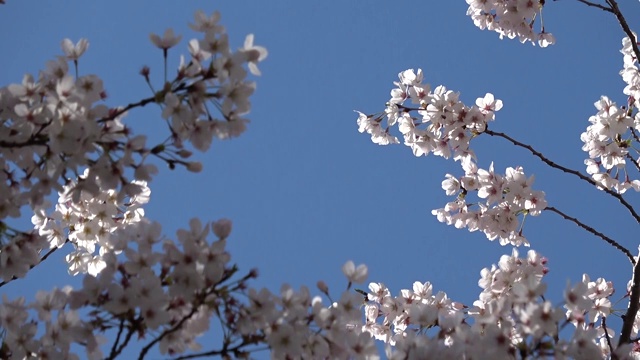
[573, 0, 613, 12]
[545, 206, 634, 263]
[169, 343, 266, 360]
[107, 318, 126, 360]
[620, 260, 640, 345]
[99, 96, 157, 123]
[582, 0, 640, 347]
[602, 316, 618, 360]
[607, 0, 640, 64]
[483, 129, 640, 225]
[138, 297, 203, 359]
[625, 153, 640, 173]
[0, 240, 68, 288]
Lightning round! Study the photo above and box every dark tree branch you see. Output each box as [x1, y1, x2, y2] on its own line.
[107, 318, 126, 360]
[98, 96, 157, 124]
[483, 129, 640, 225]
[169, 343, 267, 360]
[112, 322, 136, 360]
[573, 0, 613, 12]
[138, 296, 204, 359]
[607, 0, 640, 65]
[602, 317, 618, 360]
[0, 239, 68, 288]
[0, 136, 48, 148]
[625, 153, 640, 173]
[583, 0, 640, 346]
[620, 259, 640, 345]
[545, 206, 634, 263]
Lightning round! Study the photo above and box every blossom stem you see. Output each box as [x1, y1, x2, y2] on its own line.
[163, 49, 168, 83]
[483, 129, 640, 226]
[545, 206, 633, 263]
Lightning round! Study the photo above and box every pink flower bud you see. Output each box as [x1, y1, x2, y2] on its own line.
[317, 280, 329, 294]
[213, 218, 232, 239]
[186, 161, 203, 173]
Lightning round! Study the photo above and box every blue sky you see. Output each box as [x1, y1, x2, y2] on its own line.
[2, 0, 640, 357]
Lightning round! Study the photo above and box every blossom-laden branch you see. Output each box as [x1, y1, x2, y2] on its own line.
[362, 249, 622, 358]
[545, 206, 634, 263]
[571, 0, 640, 347]
[434, 159, 547, 247]
[484, 129, 640, 226]
[0, 235, 66, 288]
[0, 9, 267, 264]
[466, 0, 556, 46]
[608, 0, 640, 65]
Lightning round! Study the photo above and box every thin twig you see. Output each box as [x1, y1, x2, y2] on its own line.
[138, 298, 203, 359]
[625, 153, 640, 172]
[169, 343, 267, 360]
[98, 96, 157, 124]
[112, 323, 136, 359]
[545, 206, 634, 263]
[630, 128, 640, 144]
[573, 0, 613, 12]
[0, 240, 68, 288]
[602, 317, 618, 360]
[483, 129, 640, 225]
[108, 318, 126, 360]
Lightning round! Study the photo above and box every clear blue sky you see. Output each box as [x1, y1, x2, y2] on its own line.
[1, 1, 640, 357]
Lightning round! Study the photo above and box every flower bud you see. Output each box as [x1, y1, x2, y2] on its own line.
[186, 161, 203, 173]
[317, 280, 329, 295]
[140, 66, 150, 77]
[176, 149, 193, 158]
[213, 218, 232, 239]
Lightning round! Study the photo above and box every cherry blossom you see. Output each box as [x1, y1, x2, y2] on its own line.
[149, 28, 183, 50]
[0, 2, 639, 359]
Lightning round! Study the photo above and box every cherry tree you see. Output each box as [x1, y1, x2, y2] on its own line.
[355, 0, 640, 358]
[1, 1, 640, 359]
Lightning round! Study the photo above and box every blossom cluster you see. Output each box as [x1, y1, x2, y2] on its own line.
[465, 0, 556, 47]
[357, 68, 501, 162]
[234, 261, 379, 359]
[357, 68, 546, 246]
[0, 10, 266, 273]
[30, 176, 150, 278]
[0, 217, 255, 359]
[362, 249, 629, 359]
[0, 9, 271, 358]
[432, 158, 547, 246]
[0, 9, 267, 250]
[581, 36, 640, 193]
